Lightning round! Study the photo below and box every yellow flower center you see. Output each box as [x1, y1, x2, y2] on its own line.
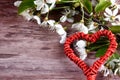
[111, 16, 116, 21]
[94, 22, 98, 27]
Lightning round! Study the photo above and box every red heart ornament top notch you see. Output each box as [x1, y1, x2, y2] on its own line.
[64, 30, 118, 80]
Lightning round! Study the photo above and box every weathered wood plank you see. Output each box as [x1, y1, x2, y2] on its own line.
[0, 0, 119, 80]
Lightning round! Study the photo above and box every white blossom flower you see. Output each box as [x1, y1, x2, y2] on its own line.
[72, 22, 88, 60]
[20, 10, 33, 21]
[15, 1, 39, 22]
[34, 0, 56, 14]
[41, 20, 66, 44]
[104, 8, 120, 22]
[47, 20, 56, 30]
[112, 20, 120, 26]
[99, 58, 120, 76]
[88, 22, 98, 33]
[110, 0, 120, 9]
[72, 22, 88, 34]
[33, 16, 41, 24]
[41, 20, 48, 27]
[41, 19, 55, 28]
[60, 9, 79, 23]
[34, 0, 45, 10]
[41, 4, 49, 14]
[46, 0, 56, 10]
[47, 20, 55, 26]
[72, 21, 104, 60]
[75, 40, 87, 60]
[66, 17, 74, 23]
[114, 67, 120, 75]
[99, 65, 113, 76]
[111, 17, 120, 26]
[14, 1, 22, 7]
[20, 11, 41, 23]
[60, 15, 67, 22]
[54, 24, 67, 44]
[112, 58, 120, 62]
[60, 15, 74, 23]
[14, 1, 34, 21]
[34, 0, 49, 14]
[76, 40, 86, 48]
[112, 58, 120, 75]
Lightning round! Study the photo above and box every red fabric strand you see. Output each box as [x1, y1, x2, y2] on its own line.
[64, 30, 117, 80]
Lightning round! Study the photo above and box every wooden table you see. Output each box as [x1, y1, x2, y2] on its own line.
[0, 0, 119, 80]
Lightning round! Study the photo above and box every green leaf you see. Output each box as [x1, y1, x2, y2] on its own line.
[81, 0, 92, 13]
[95, 0, 111, 13]
[59, 0, 76, 3]
[107, 53, 120, 62]
[87, 37, 109, 51]
[110, 26, 120, 33]
[18, 0, 35, 14]
[95, 45, 108, 57]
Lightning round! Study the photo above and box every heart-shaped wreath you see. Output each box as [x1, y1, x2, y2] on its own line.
[64, 30, 118, 80]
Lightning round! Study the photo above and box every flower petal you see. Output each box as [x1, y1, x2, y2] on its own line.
[105, 8, 112, 16]
[41, 21, 48, 27]
[88, 22, 95, 30]
[49, 2, 56, 10]
[33, 16, 41, 24]
[104, 18, 110, 21]
[110, 0, 115, 5]
[78, 48, 87, 60]
[80, 23, 88, 34]
[114, 68, 119, 75]
[41, 4, 49, 14]
[14, 1, 22, 7]
[60, 15, 67, 22]
[76, 40, 86, 48]
[99, 65, 105, 71]
[55, 24, 65, 35]
[46, 0, 56, 4]
[104, 69, 110, 76]
[75, 40, 87, 60]
[72, 23, 80, 29]
[115, 15, 120, 21]
[34, 0, 44, 10]
[59, 32, 67, 44]
[113, 8, 118, 16]
[117, 5, 120, 9]
[20, 10, 33, 21]
[47, 20, 55, 26]
[112, 22, 120, 26]
[54, 24, 67, 44]
[67, 18, 74, 23]
[72, 23, 88, 34]
[104, 12, 110, 18]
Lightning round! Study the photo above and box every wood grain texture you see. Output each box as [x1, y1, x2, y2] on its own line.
[0, 0, 119, 80]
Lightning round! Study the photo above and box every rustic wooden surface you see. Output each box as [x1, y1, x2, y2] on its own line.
[0, 0, 120, 80]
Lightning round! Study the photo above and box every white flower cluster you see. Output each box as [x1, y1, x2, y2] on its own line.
[34, 0, 56, 14]
[72, 21, 98, 60]
[99, 58, 120, 76]
[60, 9, 79, 23]
[41, 19, 67, 44]
[104, 0, 120, 26]
[14, 0, 67, 44]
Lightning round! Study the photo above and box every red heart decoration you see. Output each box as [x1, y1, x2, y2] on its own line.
[64, 30, 117, 80]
